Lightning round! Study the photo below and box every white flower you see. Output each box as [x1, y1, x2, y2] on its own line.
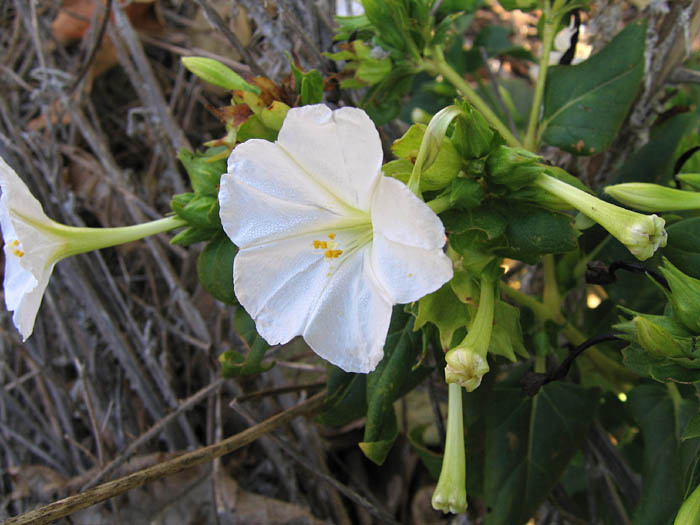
[0, 156, 184, 340]
[0, 156, 64, 340]
[219, 105, 453, 373]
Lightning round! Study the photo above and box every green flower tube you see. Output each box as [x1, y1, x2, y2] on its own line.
[444, 275, 495, 391]
[534, 173, 667, 261]
[432, 382, 467, 514]
[605, 183, 700, 212]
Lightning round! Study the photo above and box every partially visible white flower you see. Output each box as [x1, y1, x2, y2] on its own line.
[0, 156, 184, 340]
[219, 105, 453, 373]
[336, 0, 364, 16]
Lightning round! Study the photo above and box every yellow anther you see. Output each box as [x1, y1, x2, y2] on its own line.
[12, 249, 24, 258]
[312, 240, 328, 250]
[328, 233, 336, 240]
[324, 249, 343, 259]
[9, 240, 19, 247]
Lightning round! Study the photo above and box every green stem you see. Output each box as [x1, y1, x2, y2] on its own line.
[542, 254, 560, 314]
[500, 282, 638, 387]
[523, 0, 565, 151]
[424, 47, 521, 148]
[427, 194, 452, 214]
[48, 216, 187, 259]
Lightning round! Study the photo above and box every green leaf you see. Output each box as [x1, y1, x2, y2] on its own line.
[491, 204, 578, 264]
[360, 308, 431, 465]
[664, 218, 700, 280]
[414, 284, 470, 350]
[407, 424, 443, 480]
[622, 344, 700, 384]
[627, 384, 700, 524]
[483, 382, 599, 525]
[219, 308, 275, 377]
[541, 20, 646, 155]
[316, 366, 368, 426]
[197, 234, 238, 305]
[177, 149, 226, 197]
[300, 69, 325, 105]
[682, 412, 700, 441]
[170, 226, 219, 246]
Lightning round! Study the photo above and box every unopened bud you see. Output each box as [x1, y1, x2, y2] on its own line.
[486, 146, 543, 190]
[658, 258, 700, 333]
[605, 183, 700, 212]
[182, 57, 260, 93]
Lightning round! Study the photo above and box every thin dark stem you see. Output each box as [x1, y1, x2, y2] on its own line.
[521, 333, 622, 396]
[585, 260, 669, 290]
[68, 0, 112, 94]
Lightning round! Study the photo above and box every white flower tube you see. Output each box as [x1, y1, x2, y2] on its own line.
[219, 105, 454, 373]
[0, 156, 184, 340]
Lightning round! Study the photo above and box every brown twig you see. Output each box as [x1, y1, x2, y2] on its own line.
[5, 392, 325, 525]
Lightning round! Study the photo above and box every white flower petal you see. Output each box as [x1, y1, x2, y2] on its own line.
[303, 248, 392, 373]
[220, 139, 366, 248]
[371, 176, 447, 250]
[0, 156, 61, 340]
[371, 231, 453, 304]
[277, 105, 383, 211]
[233, 227, 372, 346]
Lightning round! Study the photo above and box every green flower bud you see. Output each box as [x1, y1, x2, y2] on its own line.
[675, 482, 700, 525]
[677, 173, 700, 191]
[432, 383, 467, 514]
[182, 57, 260, 93]
[534, 173, 667, 261]
[658, 258, 700, 333]
[605, 183, 700, 212]
[614, 307, 696, 358]
[444, 275, 495, 391]
[486, 146, 543, 190]
[633, 316, 687, 357]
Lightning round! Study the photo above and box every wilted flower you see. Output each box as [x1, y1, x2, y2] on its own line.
[0, 156, 184, 340]
[444, 275, 495, 391]
[219, 105, 453, 373]
[534, 172, 667, 261]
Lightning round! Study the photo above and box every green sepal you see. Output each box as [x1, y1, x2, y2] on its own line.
[171, 194, 220, 229]
[177, 149, 226, 197]
[197, 233, 238, 305]
[170, 226, 219, 246]
[219, 308, 275, 378]
[452, 102, 496, 159]
[390, 123, 462, 190]
[446, 176, 485, 210]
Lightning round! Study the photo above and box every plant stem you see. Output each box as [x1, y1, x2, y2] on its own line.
[45, 216, 187, 259]
[523, 0, 565, 151]
[500, 282, 638, 387]
[427, 194, 452, 214]
[542, 254, 561, 314]
[5, 392, 325, 525]
[424, 47, 521, 148]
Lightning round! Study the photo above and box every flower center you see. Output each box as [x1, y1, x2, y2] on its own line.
[312, 233, 343, 259]
[8, 239, 24, 258]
